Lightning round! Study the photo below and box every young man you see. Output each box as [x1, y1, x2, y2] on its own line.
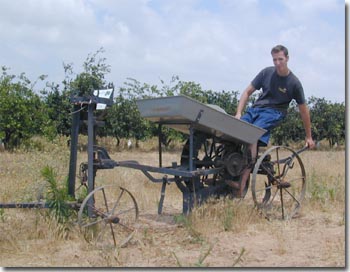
[232, 45, 315, 197]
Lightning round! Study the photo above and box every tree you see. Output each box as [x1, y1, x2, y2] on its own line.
[308, 96, 345, 147]
[271, 97, 345, 147]
[64, 47, 111, 96]
[0, 67, 48, 148]
[105, 93, 151, 146]
[58, 48, 113, 137]
[41, 83, 72, 137]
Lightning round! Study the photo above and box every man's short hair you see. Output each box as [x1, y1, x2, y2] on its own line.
[271, 45, 289, 57]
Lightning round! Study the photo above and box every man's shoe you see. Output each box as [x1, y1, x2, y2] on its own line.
[277, 181, 291, 189]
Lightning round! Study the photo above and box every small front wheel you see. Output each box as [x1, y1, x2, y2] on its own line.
[78, 185, 139, 248]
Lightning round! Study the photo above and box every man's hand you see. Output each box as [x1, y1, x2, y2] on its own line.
[305, 137, 316, 149]
[235, 84, 255, 120]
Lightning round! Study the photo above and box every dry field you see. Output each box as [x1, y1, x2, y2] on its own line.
[0, 138, 346, 268]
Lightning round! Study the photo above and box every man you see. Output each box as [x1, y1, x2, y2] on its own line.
[232, 45, 315, 197]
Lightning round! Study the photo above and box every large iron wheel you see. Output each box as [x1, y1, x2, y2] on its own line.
[78, 185, 139, 248]
[251, 146, 306, 220]
[180, 134, 224, 184]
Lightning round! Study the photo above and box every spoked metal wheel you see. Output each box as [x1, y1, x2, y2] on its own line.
[252, 146, 306, 220]
[78, 185, 139, 248]
[180, 134, 224, 186]
[198, 138, 225, 184]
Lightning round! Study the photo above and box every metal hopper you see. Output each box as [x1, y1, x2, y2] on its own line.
[136, 95, 266, 144]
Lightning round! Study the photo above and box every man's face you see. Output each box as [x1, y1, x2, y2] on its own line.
[272, 51, 289, 74]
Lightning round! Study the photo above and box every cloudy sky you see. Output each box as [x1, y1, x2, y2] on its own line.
[0, 0, 345, 102]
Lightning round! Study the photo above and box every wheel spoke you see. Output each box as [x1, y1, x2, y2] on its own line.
[280, 187, 284, 219]
[84, 203, 109, 219]
[81, 217, 105, 228]
[102, 187, 110, 213]
[276, 148, 281, 178]
[283, 188, 301, 206]
[110, 189, 125, 213]
[109, 223, 117, 247]
[117, 221, 136, 232]
[267, 187, 279, 206]
[286, 176, 305, 183]
[115, 207, 137, 217]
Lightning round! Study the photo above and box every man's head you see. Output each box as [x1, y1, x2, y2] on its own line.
[271, 45, 289, 57]
[271, 45, 289, 76]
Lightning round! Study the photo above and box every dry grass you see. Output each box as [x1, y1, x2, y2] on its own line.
[0, 138, 345, 267]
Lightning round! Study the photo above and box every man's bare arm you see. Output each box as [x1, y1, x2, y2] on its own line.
[298, 103, 315, 148]
[235, 84, 256, 119]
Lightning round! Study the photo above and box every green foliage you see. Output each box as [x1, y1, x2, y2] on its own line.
[271, 97, 345, 147]
[0, 67, 49, 149]
[0, 208, 4, 222]
[105, 90, 152, 145]
[41, 83, 72, 137]
[307, 170, 344, 206]
[222, 202, 235, 231]
[41, 166, 74, 224]
[64, 47, 111, 96]
[308, 96, 345, 147]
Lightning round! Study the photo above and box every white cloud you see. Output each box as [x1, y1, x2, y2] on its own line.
[0, 0, 345, 102]
[282, 0, 341, 14]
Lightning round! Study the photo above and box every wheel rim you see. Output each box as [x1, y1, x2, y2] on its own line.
[78, 185, 139, 248]
[252, 146, 306, 220]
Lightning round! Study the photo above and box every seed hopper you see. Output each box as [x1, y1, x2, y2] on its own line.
[1, 90, 309, 248]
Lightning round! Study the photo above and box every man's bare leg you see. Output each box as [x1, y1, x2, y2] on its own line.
[237, 142, 258, 197]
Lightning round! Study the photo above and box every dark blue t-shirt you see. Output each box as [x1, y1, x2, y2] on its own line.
[251, 67, 306, 113]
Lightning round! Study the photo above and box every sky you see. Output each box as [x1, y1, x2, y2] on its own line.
[0, 0, 346, 103]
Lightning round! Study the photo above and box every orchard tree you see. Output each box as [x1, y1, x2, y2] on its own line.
[0, 67, 48, 148]
[308, 96, 345, 147]
[105, 93, 151, 146]
[41, 82, 72, 137]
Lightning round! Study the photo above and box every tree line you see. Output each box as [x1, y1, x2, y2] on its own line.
[0, 49, 345, 150]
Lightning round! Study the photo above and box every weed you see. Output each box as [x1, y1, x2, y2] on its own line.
[174, 213, 203, 243]
[0, 208, 5, 222]
[172, 242, 214, 267]
[232, 247, 246, 267]
[194, 243, 214, 267]
[172, 251, 183, 267]
[222, 202, 235, 231]
[308, 170, 345, 211]
[41, 165, 76, 237]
